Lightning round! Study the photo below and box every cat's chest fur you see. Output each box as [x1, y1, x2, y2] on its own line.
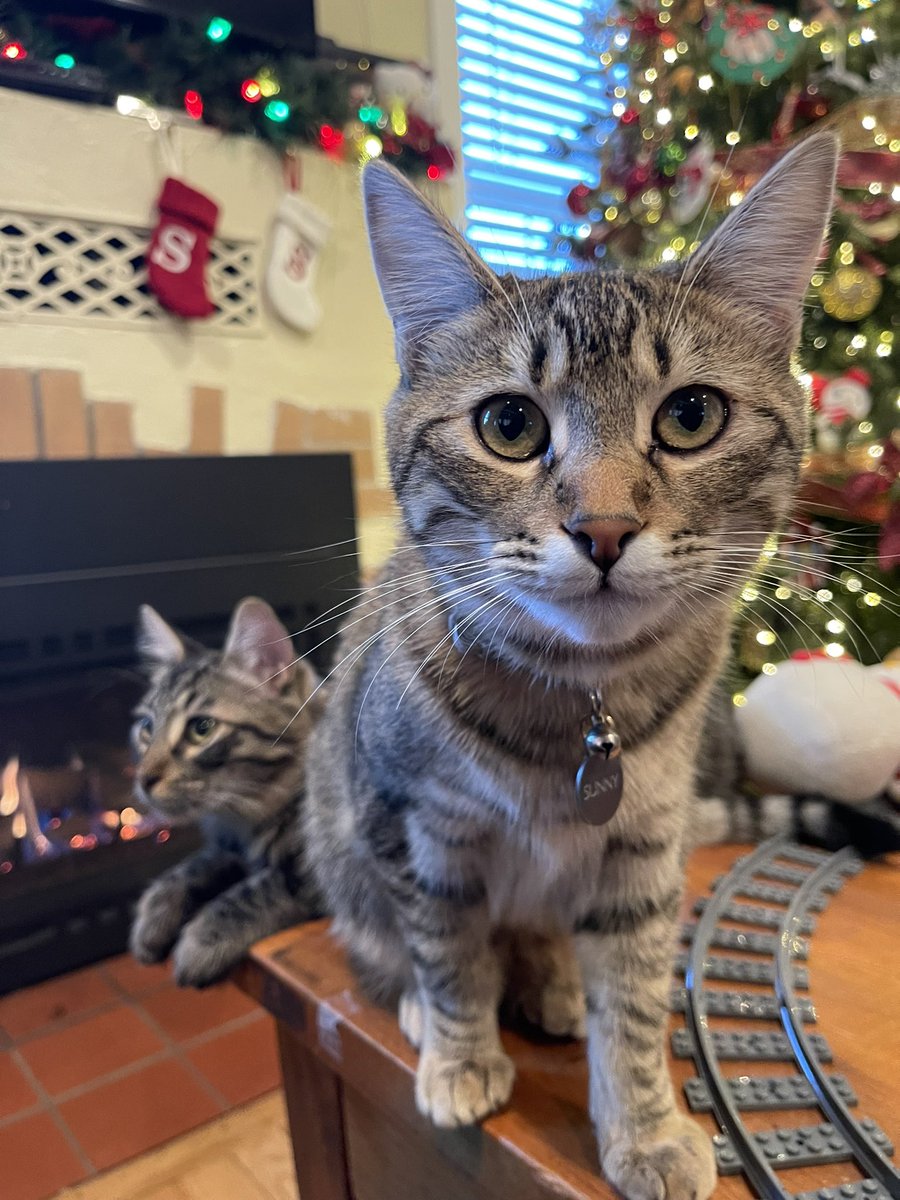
[484, 818, 608, 930]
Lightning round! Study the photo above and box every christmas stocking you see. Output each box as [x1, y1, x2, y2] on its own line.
[147, 177, 219, 319]
[265, 192, 330, 333]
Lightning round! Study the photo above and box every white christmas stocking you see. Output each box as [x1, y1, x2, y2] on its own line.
[265, 192, 330, 333]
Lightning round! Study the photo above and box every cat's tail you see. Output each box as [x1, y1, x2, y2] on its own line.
[691, 790, 900, 858]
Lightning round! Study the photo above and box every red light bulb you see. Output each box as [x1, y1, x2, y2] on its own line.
[241, 79, 262, 103]
[184, 90, 203, 120]
[2, 42, 27, 61]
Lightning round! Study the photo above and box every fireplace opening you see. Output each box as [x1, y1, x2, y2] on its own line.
[0, 453, 358, 993]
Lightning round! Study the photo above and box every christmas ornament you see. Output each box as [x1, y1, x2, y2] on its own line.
[813, 367, 872, 423]
[707, 5, 800, 84]
[671, 140, 715, 224]
[147, 177, 219, 320]
[567, 183, 593, 216]
[810, 368, 871, 452]
[265, 185, 330, 334]
[819, 265, 883, 320]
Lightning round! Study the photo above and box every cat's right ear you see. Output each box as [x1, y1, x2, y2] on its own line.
[362, 160, 498, 371]
[137, 605, 185, 665]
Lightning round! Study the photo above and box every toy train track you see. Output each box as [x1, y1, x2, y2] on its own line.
[674, 837, 900, 1200]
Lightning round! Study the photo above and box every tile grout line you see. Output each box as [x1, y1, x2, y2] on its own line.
[179, 1005, 267, 1052]
[10, 1046, 97, 1177]
[0, 1100, 45, 1132]
[47, 1047, 176, 1107]
[132, 997, 232, 1112]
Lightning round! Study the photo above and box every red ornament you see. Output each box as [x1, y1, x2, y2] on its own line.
[620, 108, 639, 125]
[566, 183, 592, 216]
[183, 90, 203, 121]
[795, 85, 830, 122]
[879, 501, 900, 574]
[428, 142, 455, 173]
[241, 79, 262, 103]
[624, 164, 652, 200]
[318, 124, 344, 153]
[1, 42, 26, 60]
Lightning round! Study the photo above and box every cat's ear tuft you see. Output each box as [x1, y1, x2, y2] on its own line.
[362, 160, 497, 369]
[223, 597, 299, 693]
[683, 132, 839, 347]
[137, 605, 185, 665]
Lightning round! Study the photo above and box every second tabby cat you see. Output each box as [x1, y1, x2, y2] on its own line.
[130, 597, 324, 987]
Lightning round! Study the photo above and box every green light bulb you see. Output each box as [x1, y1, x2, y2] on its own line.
[54, 52, 76, 69]
[205, 17, 233, 42]
[264, 99, 290, 123]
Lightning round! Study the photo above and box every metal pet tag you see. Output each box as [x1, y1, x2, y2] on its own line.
[576, 752, 624, 824]
[575, 691, 624, 825]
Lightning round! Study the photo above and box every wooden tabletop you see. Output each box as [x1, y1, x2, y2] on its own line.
[236, 844, 900, 1200]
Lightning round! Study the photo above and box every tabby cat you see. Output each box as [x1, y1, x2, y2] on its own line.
[130, 597, 323, 987]
[301, 134, 840, 1200]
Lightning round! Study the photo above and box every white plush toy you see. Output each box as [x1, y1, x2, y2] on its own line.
[735, 653, 900, 803]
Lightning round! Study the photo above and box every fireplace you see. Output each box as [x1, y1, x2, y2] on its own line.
[0, 453, 358, 993]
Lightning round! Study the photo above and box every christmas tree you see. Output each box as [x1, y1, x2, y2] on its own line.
[567, 0, 898, 693]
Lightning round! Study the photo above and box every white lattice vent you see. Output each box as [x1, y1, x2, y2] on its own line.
[0, 209, 261, 334]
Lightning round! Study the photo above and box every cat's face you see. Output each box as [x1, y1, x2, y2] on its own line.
[364, 136, 837, 664]
[131, 599, 315, 824]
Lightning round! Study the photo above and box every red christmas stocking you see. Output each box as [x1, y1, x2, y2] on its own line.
[147, 177, 219, 319]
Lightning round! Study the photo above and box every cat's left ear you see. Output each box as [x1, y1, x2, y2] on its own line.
[223, 597, 307, 694]
[682, 132, 839, 348]
[363, 160, 500, 371]
[137, 605, 186, 665]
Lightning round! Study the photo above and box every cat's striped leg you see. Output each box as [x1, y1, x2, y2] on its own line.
[130, 848, 243, 965]
[574, 854, 715, 1200]
[407, 902, 514, 1128]
[172, 858, 322, 988]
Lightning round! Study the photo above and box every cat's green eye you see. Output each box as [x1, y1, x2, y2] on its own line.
[653, 386, 728, 452]
[475, 395, 550, 461]
[185, 715, 218, 745]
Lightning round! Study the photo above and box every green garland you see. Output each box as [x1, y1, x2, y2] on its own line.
[0, 3, 453, 175]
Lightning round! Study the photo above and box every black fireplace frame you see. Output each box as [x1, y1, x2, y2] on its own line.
[0, 453, 359, 992]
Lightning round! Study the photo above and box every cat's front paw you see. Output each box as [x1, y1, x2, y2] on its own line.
[515, 977, 586, 1039]
[398, 991, 424, 1049]
[602, 1114, 716, 1200]
[129, 883, 183, 964]
[415, 1049, 515, 1128]
[171, 922, 240, 989]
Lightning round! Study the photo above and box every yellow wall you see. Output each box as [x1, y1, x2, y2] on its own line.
[0, 85, 406, 567]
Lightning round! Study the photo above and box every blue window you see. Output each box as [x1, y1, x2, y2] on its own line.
[455, 0, 614, 273]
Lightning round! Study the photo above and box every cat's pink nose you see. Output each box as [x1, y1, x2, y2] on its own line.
[565, 516, 641, 573]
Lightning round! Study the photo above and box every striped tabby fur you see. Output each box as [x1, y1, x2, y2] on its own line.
[302, 134, 840, 1200]
[130, 598, 324, 987]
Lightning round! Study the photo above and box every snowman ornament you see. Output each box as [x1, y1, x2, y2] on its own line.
[810, 367, 871, 452]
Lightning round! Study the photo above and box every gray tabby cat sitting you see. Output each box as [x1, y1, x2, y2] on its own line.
[300, 133, 839, 1200]
[130, 597, 324, 988]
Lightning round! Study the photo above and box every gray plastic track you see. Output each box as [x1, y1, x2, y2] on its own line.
[672, 1027, 833, 1062]
[772, 848, 900, 1196]
[693, 897, 816, 932]
[793, 1182, 891, 1200]
[680, 922, 809, 959]
[674, 951, 810, 989]
[669, 986, 815, 1022]
[714, 1120, 894, 1175]
[683, 1073, 858, 1112]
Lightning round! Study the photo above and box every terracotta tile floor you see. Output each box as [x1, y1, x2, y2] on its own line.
[0, 958, 281, 1200]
